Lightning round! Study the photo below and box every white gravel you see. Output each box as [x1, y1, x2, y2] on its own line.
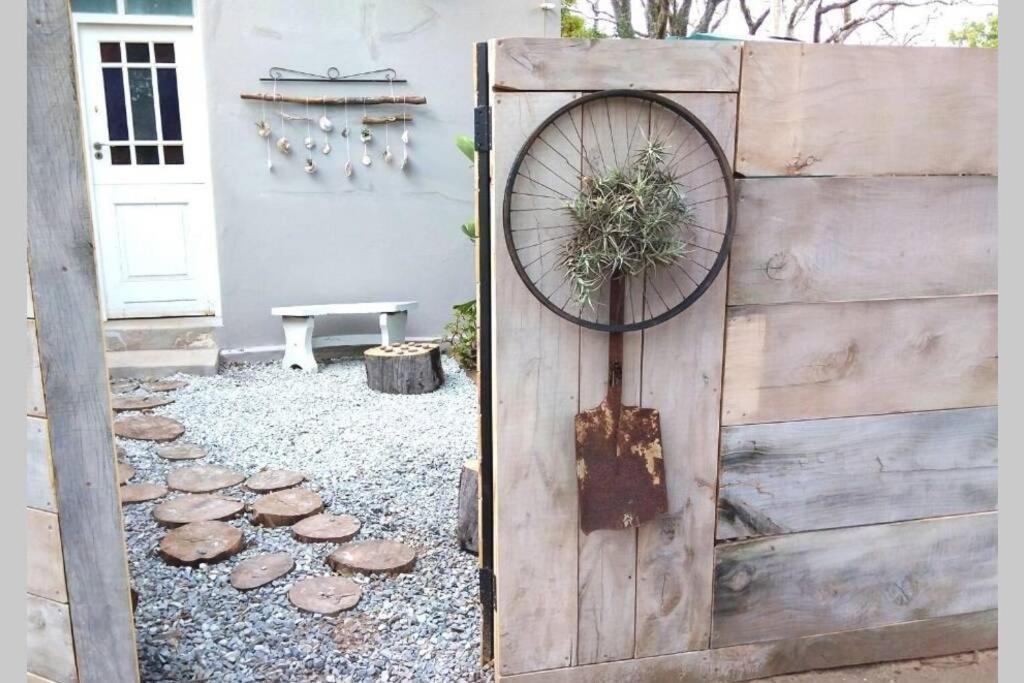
[118, 356, 490, 682]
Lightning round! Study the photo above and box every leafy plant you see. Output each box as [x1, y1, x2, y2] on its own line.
[561, 0, 605, 38]
[949, 13, 997, 48]
[561, 141, 693, 308]
[444, 299, 477, 372]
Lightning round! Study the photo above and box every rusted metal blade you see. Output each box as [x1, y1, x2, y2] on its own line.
[575, 400, 668, 534]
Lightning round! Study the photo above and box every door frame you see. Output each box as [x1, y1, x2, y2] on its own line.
[70, 6, 222, 321]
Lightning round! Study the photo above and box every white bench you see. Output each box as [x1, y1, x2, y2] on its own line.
[271, 301, 418, 372]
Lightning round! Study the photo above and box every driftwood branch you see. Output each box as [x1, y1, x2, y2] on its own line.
[240, 93, 426, 106]
[362, 114, 414, 124]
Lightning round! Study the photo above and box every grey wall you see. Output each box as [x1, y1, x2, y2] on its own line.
[199, 1, 556, 353]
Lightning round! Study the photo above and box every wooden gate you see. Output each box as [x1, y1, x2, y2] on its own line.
[480, 38, 997, 682]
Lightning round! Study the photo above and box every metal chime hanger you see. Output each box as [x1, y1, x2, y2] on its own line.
[260, 66, 406, 83]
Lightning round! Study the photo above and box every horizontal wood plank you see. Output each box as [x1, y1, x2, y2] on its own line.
[27, 319, 44, 417]
[27, 508, 67, 602]
[722, 296, 997, 426]
[712, 513, 997, 647]
[718, 407, 997, 540]
[498, 609, 996, 683]
[736, 43, 996, 177]
[27, 417, 57, 513]
[492, 38, 741, 92]
[27, 594, 76, 683]
[730, 177, 997, 306]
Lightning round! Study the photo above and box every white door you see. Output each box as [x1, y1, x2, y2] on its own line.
[77, 23, 219, 318]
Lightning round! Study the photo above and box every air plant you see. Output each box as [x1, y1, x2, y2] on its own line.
[560, 140, 694, 309]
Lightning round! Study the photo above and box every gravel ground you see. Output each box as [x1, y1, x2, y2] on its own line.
[118, 356, 489, 682]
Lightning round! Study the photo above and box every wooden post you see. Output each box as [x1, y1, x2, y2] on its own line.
[27, 0, 139, 680]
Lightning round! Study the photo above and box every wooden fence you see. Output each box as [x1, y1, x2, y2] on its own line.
[485, 38, 996, 681]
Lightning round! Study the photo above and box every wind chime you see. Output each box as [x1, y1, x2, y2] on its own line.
[243, 67, 423, 179]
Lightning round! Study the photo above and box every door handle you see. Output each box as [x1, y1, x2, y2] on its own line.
[92, 141, 110, 159]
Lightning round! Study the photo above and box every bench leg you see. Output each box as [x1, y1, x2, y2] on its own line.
[281, 316, 318, 372]
[379, 311, 408, 346]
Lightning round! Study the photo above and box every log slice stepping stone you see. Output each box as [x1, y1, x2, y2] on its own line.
[153, 494, 244, 527]
[120, 483, 168, 504]
[110, 378, 139, 393]
[143, 379, 188, 392]
[251, 488, 323, 527]
[156, 443, 206, 461]
[327, 540, 417, 575]
[245, 469, 306, 492]
[293, 513, 361, 543]
[110, 393, 175, 412]
[168, 465, 245, 493]
[288, 576, 361, 615]
[230, 553, 295, 591]
[114, 415, 185, 442]
[118, 462, 135, 484]
[116, 444, 127, 460]
[159, 521, 244, 566]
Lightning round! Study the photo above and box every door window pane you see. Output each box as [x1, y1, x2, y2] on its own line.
[100, 42, 121, 63]
[156, 69, 182, 140]
[128, 68, 157, 140]
[153, 43, 176, 64]
[71, 0, 117, 12]
[125, 0, 193, 15]
[102, 68, 129, 141]
[125, 43, 150, 63]
[110, 146, 132, 165]
[163, 145, 185, 165]
[135, 146, 160, 165]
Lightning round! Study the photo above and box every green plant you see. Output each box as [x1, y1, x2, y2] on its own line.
[949, 13, 997, 48]
[561, 141, 694, 308]
[561, 0, 605, 38]
[444, 299, 477, 372]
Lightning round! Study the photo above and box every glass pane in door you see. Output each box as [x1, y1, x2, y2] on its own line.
[102, 67, 129, 141]
[128, 67, 158, 140]
[125, 0, 193, 16]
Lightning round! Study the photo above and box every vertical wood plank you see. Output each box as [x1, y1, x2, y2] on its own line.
[27, 417, 58, 513]
[27, 1, 139, 680]
[27, 319, 44, 417]
[634, 93, 735, 657]
[27, 508, 68, 603]
[492, 88, 581, 676]
[27, 595, 77, 683]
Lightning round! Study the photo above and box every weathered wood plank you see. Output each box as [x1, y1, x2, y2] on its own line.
[28, 673, 60, 683]
[492, 38, 741, 93]
[736, 43, 996, 177]
[718, 407, 997, 540]
[722, 296, 997, 426]
[27, 417, 57, 513]
[712, 512, 997, 647]
[27, 319, 44, 417]
[27, 594, 76, 683]
[497, 609, 996, 683]
[730, 177, 997, 306]
[28, 1, 139, 680]
[634, 93, 736, 658]
[27, 508, 67, 603]
[492, 89, 582, 676]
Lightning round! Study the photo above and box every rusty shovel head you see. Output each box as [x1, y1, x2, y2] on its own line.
[575, 401, 668, 534]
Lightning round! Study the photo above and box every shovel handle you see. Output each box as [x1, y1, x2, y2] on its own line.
[606, 273, 625, 414]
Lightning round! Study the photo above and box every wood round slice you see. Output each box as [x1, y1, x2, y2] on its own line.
[293, 513, 361, 543]
[114, 415, 186, 442]
[143, 379, 188, 392]
[110, 393, 175, 412]
[251, 488, 324, 527]
[153, 494, 244, 527]
[116, 444, 127, 460]
[156, 443, 206, 461]
[118, 462, 135, 484]
[111, 378, 139, 393]
[245, 469, 306, 492]
[167, 465, 245, 493]
[327, 540, 417, 575]
[288, 576, 362, 615]
[158, 521, 244, 566]
[230, 553, 295, 591]
[120, 483, 168, 504]
[364, 343, 444, 394]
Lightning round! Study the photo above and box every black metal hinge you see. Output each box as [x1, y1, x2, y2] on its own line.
[474, 105, 492, 152]
[479, 566, 496, 611]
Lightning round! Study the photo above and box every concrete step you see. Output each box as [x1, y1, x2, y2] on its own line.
[104, 317, 221, 352]
[106, 348, 221, 380]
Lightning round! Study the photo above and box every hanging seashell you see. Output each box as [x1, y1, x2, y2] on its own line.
[362, 152, 372, 166]
[340, 127, 349, 139]
[401, 129, 410, 144]
[318, 115, 334, 132]
[360, 127, 372, 143]
[267, 158, 274, 171]
[304, 136, 316, 150]
[276, 137, 291, 154]
[345, 160, 354, 177]
[304, 157, 318, 174]
[256, 120, 272, 138]
[382, 146, 393, 163]
[401, 150, 409, 170]
[321, 141, 332, 155]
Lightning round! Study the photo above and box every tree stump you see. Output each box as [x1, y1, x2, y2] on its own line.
[158, 521, 244, 566]
[327, 540, 417, 574]
[251, 488, 324, 527]
[364, 343, 444, 394]
[457, 459, 479, 555]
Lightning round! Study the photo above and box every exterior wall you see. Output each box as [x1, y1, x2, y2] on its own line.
[198, 1, 557, 355]
[487, 39, 997, 682]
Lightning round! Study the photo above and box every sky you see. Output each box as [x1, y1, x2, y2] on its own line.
[576, 0, 997, 46]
